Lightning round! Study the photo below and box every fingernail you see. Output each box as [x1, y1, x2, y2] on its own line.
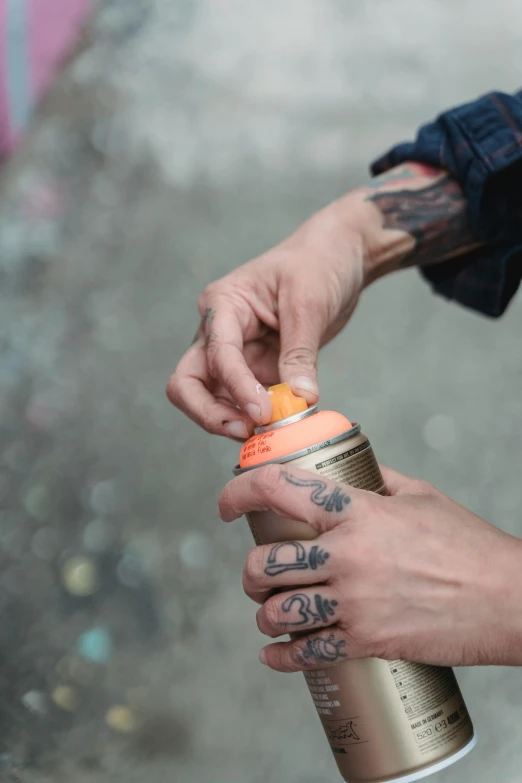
[291, 376, 318, 396]
[259, 649, 268, 665]
[226, 420, 249, 439]
[245, 402, 262, 421]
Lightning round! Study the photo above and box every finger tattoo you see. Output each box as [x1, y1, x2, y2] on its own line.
[264, 541, 330, 577]
[298, 633, 347, 664]
[281, 471, 351, 512]
[203, 307, 217, 349]
[280, 593, 338, 626]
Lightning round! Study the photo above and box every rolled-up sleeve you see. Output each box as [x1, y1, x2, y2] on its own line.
[371, 91, 522, 317]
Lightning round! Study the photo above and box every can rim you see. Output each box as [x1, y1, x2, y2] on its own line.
[233, 423, 361, 475]
[254, 405, 319, 434]
[383, 734, 477, 783]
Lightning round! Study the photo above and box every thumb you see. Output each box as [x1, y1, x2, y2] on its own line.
[278, 300, 321, 403]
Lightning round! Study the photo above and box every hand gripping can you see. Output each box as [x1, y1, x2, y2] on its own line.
[233, 384, 476, 783]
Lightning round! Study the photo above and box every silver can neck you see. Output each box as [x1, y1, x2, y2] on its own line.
[254, 405, 319, 434]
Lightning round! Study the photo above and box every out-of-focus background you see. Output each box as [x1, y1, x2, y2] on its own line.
[1, 1, 522, 780]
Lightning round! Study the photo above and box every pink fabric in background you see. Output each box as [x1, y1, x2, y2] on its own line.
[28, 0, 94, 101]
[0, 0, 95, 159]
[0, 4, 11, 155]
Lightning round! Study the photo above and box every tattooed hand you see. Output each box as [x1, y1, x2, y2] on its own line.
[166, 203, 365, 438]
[167, 162, 484, 438]
[219, 464, 522, 672]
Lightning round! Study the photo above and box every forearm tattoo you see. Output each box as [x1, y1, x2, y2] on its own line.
[280, 593, 338, 626]
[366, 175, 478, 267]
[298, 633, 347, 664]
[281, 471, 351, 512]
[264, 541, 329, 577]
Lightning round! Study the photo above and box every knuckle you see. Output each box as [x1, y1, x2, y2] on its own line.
[298, 292, 318, 310]
[197, 285, 214, 313]
[344, 625, 370, 658]
[217, 482, 233, 518]
[342, 614, 383, 659]
[284, 285, 318, 312]
[250, 464, 283, 498]
[260, 598, 283, 634]
[332, 538, 362, 573]
[198, 408, 219, 434]
[243, 546, 265, 586]
[357, 631, 386, 660]
[205, 329, 218, 347]
[410, 478, 435, 496]
[279, 644, 302, 672]
[165, 374, 180, 406]
[280, 346, 317, 370]
[205, 338, 220, 370]
[220, 367, 252, 397]
[364, 637, 389, 659]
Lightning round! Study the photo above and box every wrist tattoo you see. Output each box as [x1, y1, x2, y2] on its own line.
[264, 541, 329, 577]
[366, 175, 477, 267]
[280, 593, 338, 626]
[298, 633, 347, 664]
[281, 471, 351, 512]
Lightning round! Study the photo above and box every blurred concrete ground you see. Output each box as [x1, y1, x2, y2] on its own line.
[1, 0, 522, 780]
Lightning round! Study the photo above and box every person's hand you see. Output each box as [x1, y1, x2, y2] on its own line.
[166, 200, 366, 439]
[219, 464, 522, 671]
[167, 161, 478, 437]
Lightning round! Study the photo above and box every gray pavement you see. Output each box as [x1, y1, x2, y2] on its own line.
[1, 1, 522, 780]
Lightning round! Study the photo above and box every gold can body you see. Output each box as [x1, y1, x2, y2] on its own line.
[244, 429, 475, 783]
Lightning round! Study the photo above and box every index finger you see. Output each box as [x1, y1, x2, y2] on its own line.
[167, 341, 254, 438]
[219, 464, 372, 533]
[202, 302, 272, 425]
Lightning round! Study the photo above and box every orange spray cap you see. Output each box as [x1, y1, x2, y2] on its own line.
[238, 383, 353, 469]
[268, 383, 307, 423]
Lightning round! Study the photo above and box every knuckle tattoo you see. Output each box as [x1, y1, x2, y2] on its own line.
[297, 633, 348, 666]
[279, 593, 338, 627]
[263, 541, 330, 577]
[280, 471, 351, 513]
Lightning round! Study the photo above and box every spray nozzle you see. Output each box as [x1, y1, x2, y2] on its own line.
[268, 383, 308, 423]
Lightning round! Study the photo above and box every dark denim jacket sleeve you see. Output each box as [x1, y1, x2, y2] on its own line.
[371, 91, 522, 317]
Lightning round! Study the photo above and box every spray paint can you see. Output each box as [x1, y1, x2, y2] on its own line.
[234, 384, 476, 783]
